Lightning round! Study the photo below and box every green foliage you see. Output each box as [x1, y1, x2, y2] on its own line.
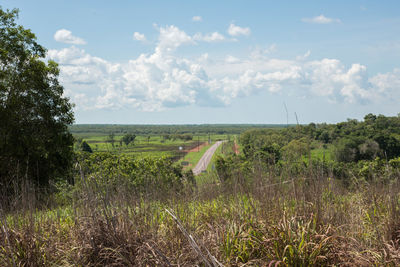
[122, 133, 136, 146]
[170, 133, 193, 141]
[240, 129, 285, 164]
[75, 152, 184, 196]
[222, 216, 336, 266]
[0, 8, 74, 194]
[215, 155, 231, 182]
[357, 157, 400, 182]
[232, 114, 400, 185]
[334, 137, 382, 163]
[267, 216, 335, 266]
[214, 154, 251, 183]
[223, 222, 265, 263]
[334, 137, 361, 162]
[374, 133, 400, 159]
[358, 139, 380, 160]
[315, 114, 400, 161]
[80, 141, 93, 153]
[107, 132, 115, 148]
[281, 137, 309, 162]
[239, 114, 400, 168]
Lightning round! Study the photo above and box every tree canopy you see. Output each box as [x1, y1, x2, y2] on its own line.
[0, 7, 74, 193]
[80, 141, 93, 153]
[122, 133, 136, 146]
[239, 113, 400, 165]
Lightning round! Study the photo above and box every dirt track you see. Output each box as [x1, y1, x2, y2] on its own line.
[192, 141, 223, 175]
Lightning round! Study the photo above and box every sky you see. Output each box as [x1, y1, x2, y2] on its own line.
[2, 0, 400, 124]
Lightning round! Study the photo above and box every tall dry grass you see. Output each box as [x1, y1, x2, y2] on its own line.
[1, 161, 400, 266]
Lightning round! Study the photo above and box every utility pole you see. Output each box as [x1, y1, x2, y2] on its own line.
[284, 102, 289, 128]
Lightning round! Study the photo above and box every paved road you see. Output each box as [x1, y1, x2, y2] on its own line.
[192, 141, 223, 175]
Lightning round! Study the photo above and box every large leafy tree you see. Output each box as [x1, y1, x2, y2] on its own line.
[0, 7, 74, 192]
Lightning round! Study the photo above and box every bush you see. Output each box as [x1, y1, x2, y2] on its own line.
[74, 152, 184, 197]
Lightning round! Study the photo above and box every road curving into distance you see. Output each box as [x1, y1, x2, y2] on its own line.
[192, 140, 223, 175]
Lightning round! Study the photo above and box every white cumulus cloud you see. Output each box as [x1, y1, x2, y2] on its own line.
[302, 15, 341, 24]
[157, 25, 194, 52]
[133, 32, 146, 41]
[369, 68, 400, 101]
[54, 29, 86, 45]
[227, 23, 251, 36]
[305, 59, 372, 102]
[48, 24, 400, 112]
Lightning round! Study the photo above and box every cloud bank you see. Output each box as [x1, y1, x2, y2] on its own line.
[47, 26, 400, 112]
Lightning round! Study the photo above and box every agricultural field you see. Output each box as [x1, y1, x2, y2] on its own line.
[75, 134, 201, 159]
[77, 133, 230, 160]
[70, 124, 246, 170]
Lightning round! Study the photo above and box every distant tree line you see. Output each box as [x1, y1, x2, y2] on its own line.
[69, 124, 286, 136]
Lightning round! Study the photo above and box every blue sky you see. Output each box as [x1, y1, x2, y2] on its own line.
[2, 0, 400, 124]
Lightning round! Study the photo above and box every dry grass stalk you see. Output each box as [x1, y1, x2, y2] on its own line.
[165, 208, 223, 267]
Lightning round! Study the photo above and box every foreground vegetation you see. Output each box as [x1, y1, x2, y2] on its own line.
[2, 114, 400, 266]
[1, 165, 400, 266]
[2, 137, 400, 266]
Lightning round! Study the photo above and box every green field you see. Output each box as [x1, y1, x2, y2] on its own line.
[76, 134, 230, 161]
[70, 124, 239, 166]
